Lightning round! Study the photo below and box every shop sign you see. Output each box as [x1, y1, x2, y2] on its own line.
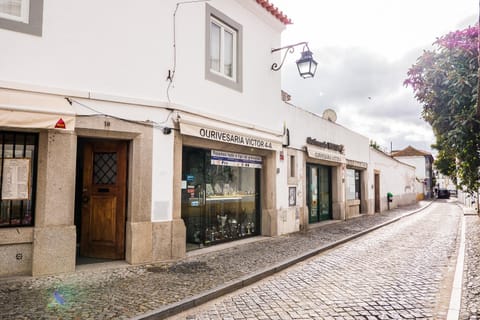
[346, 159, 368, 169]
[180, 121, 282, 151]
[211, 150, 262, 168]
[307, 146, 346, 164]
[1, 158, 30, 200]
[306, 137, 344, 154]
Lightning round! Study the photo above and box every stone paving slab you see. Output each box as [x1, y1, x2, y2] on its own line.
[460, 205, 480, 319]
[1, 201, 432, 320]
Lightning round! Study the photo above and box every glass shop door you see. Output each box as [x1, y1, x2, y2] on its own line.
[307, 163, 332, 223]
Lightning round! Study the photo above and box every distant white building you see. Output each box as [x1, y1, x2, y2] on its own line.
[392, 146, 434, 200]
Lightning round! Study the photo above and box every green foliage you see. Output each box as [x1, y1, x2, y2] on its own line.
[369, 140, 381, 150]
[405, 25, 480, 193]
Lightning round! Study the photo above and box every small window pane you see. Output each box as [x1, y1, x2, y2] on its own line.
[0, 0, 29, 23]
[210, 22, 221, 72]
[224, 30, 233, 77]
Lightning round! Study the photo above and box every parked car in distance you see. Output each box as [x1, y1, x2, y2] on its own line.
[437, 189, 450, 199]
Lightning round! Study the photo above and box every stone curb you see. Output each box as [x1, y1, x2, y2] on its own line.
[133, 201, 434, 320]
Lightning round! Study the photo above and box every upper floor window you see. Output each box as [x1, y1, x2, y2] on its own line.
[205, 4, 243, 92]
[0, 0, 43, 36]
[210, 17, 236, 79]
[0, 0, 29, 23]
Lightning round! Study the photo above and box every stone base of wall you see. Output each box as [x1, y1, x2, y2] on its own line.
[126, 221, 152, 264]
[32, 225, 76, 276]
[0, 243, 33, 276]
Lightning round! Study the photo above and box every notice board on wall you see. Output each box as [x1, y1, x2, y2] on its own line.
[1, 158, 30, 200]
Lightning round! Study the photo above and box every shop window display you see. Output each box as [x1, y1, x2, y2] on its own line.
[181, 147, 261, 250]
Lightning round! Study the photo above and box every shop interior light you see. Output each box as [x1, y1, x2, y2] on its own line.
[271, 42, 317, 78]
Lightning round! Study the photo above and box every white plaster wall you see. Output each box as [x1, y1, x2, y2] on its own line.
[152, 126, 175, 222]
[369, 148, 417, 211]
[0, 0, 286, 133]
[279, 104, 370, 163]
[394, 156, 426, 179]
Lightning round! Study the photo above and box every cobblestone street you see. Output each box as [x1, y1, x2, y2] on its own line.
[1, 200, 477, 320]
[172, 201, 462, 319]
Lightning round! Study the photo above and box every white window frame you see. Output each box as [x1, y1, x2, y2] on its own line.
[0, 0, 30, 23]
[205, 4, 243, 92]
[209, 17, 237, 81]
[0, 0, 42, 36]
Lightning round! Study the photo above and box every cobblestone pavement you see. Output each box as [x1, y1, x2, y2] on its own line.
[461, 208, 480, 319]
[171, 201, 462, 320]
[0, 200, 452, 320]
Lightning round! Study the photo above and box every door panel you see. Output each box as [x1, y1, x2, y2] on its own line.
[308, 165, 318, 223]
[80, 140, 127, 260]
[374, 173, 380, 212]
[90, 196, 116, 244]
[307, 164, 332, 223]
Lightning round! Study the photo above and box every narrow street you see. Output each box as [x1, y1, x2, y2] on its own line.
[172, 201, 462, 320]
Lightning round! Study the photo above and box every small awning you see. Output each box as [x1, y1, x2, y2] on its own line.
[178, 112, 284, 151]
[0, 88, 75, 131]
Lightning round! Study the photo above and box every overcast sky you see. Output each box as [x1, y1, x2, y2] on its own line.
[271, 0, 477, 154]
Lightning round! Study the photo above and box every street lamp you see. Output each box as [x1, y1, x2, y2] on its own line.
[271, 42, 317, 78]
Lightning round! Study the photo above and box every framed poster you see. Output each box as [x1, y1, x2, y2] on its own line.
[1, 158, 30, 200]
[289, 186, 296, 206]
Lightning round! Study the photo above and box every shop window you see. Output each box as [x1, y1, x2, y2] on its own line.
[0, 131, 38, 227]
[0, 0, 43, 36]
[181, 147, 260, 250]
[346, 168, 361, 200]
[205, 4, 243, 91]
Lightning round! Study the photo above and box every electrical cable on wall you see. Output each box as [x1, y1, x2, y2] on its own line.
[166, 0, 210, 103]
[65, 97, 175, 132]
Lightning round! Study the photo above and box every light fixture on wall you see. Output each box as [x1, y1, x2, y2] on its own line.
[271, 42, 317, 78]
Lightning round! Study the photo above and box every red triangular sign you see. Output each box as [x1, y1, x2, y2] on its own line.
[55, 118, 66, 129]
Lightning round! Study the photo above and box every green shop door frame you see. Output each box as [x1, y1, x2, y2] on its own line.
[307, 163, 332, 223]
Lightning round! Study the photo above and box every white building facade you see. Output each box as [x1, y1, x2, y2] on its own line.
[0, 0, 416, 277]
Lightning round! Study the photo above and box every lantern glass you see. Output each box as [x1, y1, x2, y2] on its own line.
[296, 50, 317, 78]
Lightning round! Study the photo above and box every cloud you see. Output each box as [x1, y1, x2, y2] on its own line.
[281, 46, 436, 153]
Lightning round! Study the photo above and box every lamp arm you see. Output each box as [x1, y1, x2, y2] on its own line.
[271, 42, 310, 71]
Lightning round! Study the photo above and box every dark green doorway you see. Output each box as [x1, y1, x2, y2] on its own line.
[307, 163, 332, 223]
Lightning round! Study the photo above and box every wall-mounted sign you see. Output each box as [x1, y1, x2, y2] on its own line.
[1, 158, 30, 200]
[179, 121, 283, 151]
[346, 159, 368, 169]
[306, 137, 344, 154]
[211, 150, 262, 168]
[307, 146, 346, 164]
[289, 186, 296, 206]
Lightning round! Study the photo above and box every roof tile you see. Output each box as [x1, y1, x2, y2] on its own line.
[255, 0, 292, 25]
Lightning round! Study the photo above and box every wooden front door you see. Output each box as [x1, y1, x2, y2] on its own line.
[80, 140, 127, 259]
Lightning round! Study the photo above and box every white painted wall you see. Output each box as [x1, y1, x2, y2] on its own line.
[0, 0, 288, 224]
[393, 156, 426, 179]
[369, 148, 417, 211]
[0, 0, 286, 133]
[280, 104, 370, 163]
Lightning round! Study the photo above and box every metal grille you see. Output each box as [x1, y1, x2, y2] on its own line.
[0, 131, 38, 228]
[93, 152, 117, 185]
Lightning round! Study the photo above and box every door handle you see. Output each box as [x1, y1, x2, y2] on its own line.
[82, 193, 89, 204]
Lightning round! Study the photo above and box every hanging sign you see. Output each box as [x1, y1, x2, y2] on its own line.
[211, 150, 262, 168]
[1, 158, 30, 200]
